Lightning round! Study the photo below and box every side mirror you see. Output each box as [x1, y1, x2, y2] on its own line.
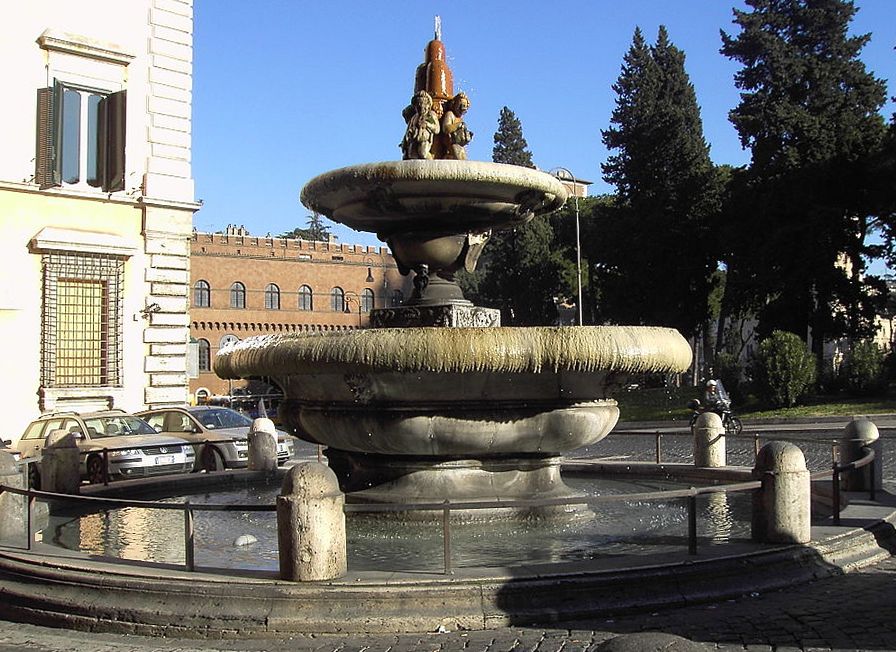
[1, 439, 11, 446]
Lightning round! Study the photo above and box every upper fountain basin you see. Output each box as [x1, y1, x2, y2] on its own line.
[300, 160, 568, 238]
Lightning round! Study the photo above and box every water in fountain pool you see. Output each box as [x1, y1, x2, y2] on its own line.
[46, 474, 752, 573]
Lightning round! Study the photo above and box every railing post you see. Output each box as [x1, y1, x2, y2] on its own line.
[753, 433, 760, 460]
[655, 432, 662, 463]
[184, 501, 195, 571]
[26, 493, 34, 551]
[869, 450, 876, 502]
[442, 499, 452, 575]
[687, 489, 697, 555]
[832, 464, 841, 526]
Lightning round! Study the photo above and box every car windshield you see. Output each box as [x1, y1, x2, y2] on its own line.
[194, 408, 252, 430]
[84, 415, 156, 438]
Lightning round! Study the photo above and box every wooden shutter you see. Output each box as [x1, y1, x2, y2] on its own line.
[35, 86, 62, 189]
[98, 90, 126, 192]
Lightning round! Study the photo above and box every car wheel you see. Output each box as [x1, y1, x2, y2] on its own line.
[28, 464, 41, 491]
[86, 455, 106, 484]
[200, 446, 226, 472]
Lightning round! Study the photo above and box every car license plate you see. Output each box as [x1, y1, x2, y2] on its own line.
[155, 455, 175, 465]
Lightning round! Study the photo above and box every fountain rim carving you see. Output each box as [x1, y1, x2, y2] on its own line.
[214, 325, 693, 378]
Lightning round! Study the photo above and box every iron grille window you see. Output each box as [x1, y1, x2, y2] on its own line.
[298, 284, 313, 311]
[41, 252, 124, 387]
[197, 338, 211, 372]
[330, 287, 345, 312]
[194, 280, 210, 307]
[361, 288, 375, 313]
[264, 283, 280, 310]
[230, 282, 246, 309]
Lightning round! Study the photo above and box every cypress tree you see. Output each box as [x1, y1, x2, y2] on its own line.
[720, 0, 889, 346]
[596, 26, 721, 338]
[492, 107, 535, 168]
[461, 107, 574, 325]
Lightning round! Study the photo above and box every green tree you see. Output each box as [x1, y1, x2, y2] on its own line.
[492, 106, 534, 167]
[596, 26, 721, 338]
[278, 213, 334, 241]
[461, 107, 574, 325]
[754, 330, 818, 407]
[719, 0, 889, 350]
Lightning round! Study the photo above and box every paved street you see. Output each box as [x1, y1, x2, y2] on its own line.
[0, 552, 894, 651]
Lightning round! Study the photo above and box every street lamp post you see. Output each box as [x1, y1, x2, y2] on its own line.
[344, 291, 363, 328]
[551, 168, 583, 326]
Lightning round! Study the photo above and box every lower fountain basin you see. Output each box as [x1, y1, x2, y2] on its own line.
[215, 326, 692, 512]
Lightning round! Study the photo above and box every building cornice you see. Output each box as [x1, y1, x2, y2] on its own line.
[37, 29, 135, 65]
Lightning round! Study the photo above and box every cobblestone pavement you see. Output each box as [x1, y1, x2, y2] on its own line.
[0, 554, 894, 652]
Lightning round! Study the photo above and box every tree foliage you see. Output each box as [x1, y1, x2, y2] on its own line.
[278, 213, 333, 241]
[754, 330, 817, 407]
[719, 0, 889, 349]
[492, 107, 535, 167]
[595, 26, 721, 338]
[461, 107, 575, 325]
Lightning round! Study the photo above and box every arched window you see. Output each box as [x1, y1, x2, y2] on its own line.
[230, 282, 246, 309]
[361, 288, 375, 313]
[298, 285, 313, 311]
[193, 280, 211, 308]
[391, 289, 404, 307]
[330, 287, 346, 312]
[197, 338, 211, 372]
[264, 283, 280, 310]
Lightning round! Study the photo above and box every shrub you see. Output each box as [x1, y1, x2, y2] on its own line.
[843, 339, 887, 396]
[754, 331, 817, 408]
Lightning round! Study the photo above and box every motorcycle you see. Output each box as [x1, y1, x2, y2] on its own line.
[688, 380, 743, 435]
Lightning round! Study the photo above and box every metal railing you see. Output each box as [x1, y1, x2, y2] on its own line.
[0, 440, 880, 577]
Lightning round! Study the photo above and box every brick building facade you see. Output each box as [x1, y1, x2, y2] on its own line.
[189, 226, 413, 399]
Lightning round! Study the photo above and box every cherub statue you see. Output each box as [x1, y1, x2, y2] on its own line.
[400, 90, 441, 160]
[440, 92, 473, 160]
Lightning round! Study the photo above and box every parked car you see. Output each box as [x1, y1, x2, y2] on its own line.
[14, 410, 195, 488]
[136, 406, 295, 472]
[1, 438, 20, 463]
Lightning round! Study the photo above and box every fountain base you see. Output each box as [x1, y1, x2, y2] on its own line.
[328, 450, 586, 521]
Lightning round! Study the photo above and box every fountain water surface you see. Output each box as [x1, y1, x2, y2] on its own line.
[215, 24, 692, 519]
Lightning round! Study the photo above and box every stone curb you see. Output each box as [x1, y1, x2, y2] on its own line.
[0, 469, 893, 638]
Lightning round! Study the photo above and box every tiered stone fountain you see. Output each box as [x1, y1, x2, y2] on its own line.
[215, 24, 692, 519]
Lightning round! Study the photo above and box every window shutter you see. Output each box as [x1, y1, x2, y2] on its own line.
[35, 86, 62, 189]
[99, 90, 126, 192]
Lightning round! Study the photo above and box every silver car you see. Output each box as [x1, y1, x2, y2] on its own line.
[15, 410, 195, 488]
[137, 406, 295, 472]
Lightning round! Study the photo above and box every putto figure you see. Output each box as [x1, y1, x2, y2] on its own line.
[440, 92, 472, 160]
[401, 21, 474, 160]
[400, 90, 441, 160]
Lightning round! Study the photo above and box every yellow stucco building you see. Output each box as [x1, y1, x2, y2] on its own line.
[0, 2, 199, 443]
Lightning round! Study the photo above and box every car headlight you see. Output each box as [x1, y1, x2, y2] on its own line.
[108, 449, 142, 458]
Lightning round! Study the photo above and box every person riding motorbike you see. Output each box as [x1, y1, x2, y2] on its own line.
[689, 379, 743, 434]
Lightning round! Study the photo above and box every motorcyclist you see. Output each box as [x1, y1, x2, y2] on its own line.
[703, 379, 730, 416]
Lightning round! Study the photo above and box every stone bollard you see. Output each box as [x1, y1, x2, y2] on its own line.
[0, 451, 26, 542]
[751, 441, 811, 544]
[839, 417, 882, 492]
[693, 412, 726, 468]
[248, 418, 278, 473]
[41, 429, 81, 494]
[277, 462, 346, 581]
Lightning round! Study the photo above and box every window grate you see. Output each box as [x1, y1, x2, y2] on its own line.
[41, 252, 124, 387]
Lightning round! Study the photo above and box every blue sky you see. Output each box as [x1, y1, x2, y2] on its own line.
[192, 0, 896, 263]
